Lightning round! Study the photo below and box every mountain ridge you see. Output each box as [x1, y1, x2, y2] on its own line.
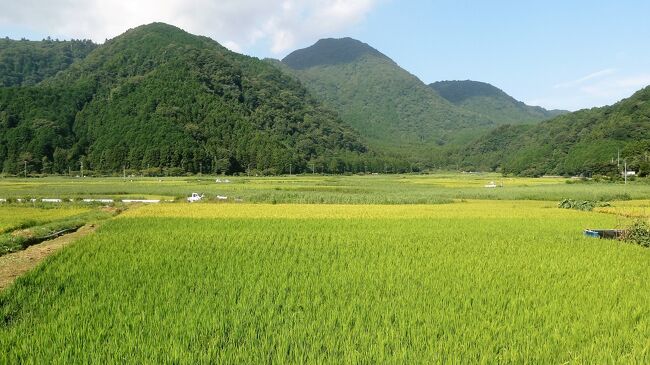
[430, 80, 567, 125]
[279, 37, 495, 166]
[0, 23, 371, 175]
[457, 86, 650, 176]
[0, 37, 97, 87]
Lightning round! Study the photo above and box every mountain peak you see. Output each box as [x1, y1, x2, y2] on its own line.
[282, 37, 391, 70]
[107, 22, 212, 46]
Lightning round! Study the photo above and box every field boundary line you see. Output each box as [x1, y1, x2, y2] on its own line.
[0, 224, 99, 291]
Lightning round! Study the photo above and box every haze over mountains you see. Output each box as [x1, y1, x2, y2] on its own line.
[0, 23, 648, 176]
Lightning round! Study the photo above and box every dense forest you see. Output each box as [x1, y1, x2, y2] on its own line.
[0, 23, 397, 175]
[0, 38, 97, 87]
[429, 80, 566, 125]
[457, 86, 650, 176]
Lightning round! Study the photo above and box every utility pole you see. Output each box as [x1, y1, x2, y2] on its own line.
[123, 166, 126, 180]
[24, 160, 27, 178]
[617, 149, 620, 168]
[81, 161, 84, 178]
[311, 163, 315, 175]
[289, 163, 292, 176]
[624, 160, 628, 185]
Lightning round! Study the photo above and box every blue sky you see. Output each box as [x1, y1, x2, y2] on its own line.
[289, 0, 650, 111]
[1, 0, 649, 110]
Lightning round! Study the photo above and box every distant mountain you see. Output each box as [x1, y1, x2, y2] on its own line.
[0, 38, 97, 87]
[458, 86, 650, 176]
[279, 38, 494, 166]
[0, 23, 369, 175]
[430, 80, 567, 125]
[282, 38, 392, 70]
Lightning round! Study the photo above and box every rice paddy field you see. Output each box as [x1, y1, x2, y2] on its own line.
[1, 173, 649, 203]
[1, 175, 649, 363]
[0, 206, 91, 233]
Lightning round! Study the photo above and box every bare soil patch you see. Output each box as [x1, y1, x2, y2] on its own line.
[0, 224, 98, 291]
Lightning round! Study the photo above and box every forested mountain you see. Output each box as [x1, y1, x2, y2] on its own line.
[458, 86, 650, 176]
[0, 38, 96, 87]
[278, 38, 494, 166]
[2, 27, 646, 176]
[430, 80, 567, 125]
[0, 23, 372, 175]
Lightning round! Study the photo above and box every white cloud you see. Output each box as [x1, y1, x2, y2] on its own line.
[0, 0, 379, 55]
[553, 68, 617, 89]
[579, 73, 650, 99]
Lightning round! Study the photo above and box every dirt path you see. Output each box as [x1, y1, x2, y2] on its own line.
[0, 224, 99, 291]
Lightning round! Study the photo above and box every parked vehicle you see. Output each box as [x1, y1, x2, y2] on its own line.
[187, 193, 204, 202]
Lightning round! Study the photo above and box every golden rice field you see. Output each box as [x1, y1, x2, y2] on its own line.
[126, 200, 572, 220]
[2, 197, 649, 363]
[595, 200, 650, 218]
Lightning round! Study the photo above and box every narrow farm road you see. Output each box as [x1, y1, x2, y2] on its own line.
[0, 224, 98, 291]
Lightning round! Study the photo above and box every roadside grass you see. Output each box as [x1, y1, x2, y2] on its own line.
[0, 208, 119, 256]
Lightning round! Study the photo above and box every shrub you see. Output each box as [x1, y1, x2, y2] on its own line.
[625, 220, 650, 248]
[558, 199, 610, 211]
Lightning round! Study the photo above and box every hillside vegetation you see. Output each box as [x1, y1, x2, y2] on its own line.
[459, 86, 650, 176]
[1, 28, 647, 176]
[0, 38, 96, 87]
[279, 38, 494, 167]
[0, 24, 372, 175]
[430, 80, 566, 125]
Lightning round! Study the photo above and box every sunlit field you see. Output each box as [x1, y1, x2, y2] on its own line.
[1, 174, 648, 204]
[1, 175, 649, 362]
[2, 198, 649, 363]
[0, 206, 90, 233]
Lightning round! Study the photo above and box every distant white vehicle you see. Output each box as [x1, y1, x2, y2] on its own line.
[187, 193, 204, 202]
[484, 181, 498, 188]
[216, 195, 228, 200]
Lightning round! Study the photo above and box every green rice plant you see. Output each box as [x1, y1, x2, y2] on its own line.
[0, 209, 118, 256]
[1, 202, 649, 363]
[1, 174, 649, 204]
[0, 206, 90, 234]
